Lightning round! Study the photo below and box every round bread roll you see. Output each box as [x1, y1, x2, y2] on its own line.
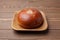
[17, 8, 44, 29]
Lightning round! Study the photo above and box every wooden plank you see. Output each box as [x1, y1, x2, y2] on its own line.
[0, 20, 60, 30]
[0, 12, 60, 19]
[45, 8, 60, 13]
[0, 8, 60, 18]
[0, 20, 11, 30]
[0, 0, 60, 12]
[48, 20, 60, 29]
[0, 30, 60, 40]
[0, 39, 8, 40]
[0, 38, 60, 40]
[46, 13, 60, 18]
[0, 12, 14, 18]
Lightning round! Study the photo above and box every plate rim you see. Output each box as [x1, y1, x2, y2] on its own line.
[11, 10, 48, 31]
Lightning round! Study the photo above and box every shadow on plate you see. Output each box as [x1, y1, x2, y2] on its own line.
[13, 28, 49, 35]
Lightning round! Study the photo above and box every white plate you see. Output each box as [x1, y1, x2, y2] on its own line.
[12, 11, 48, 31]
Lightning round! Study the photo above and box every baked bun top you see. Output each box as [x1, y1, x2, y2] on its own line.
[17, 8, 44, 29]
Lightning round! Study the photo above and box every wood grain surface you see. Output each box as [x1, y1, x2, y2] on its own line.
[0, 0, 60, 40]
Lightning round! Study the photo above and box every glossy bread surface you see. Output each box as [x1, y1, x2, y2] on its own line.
[17, 8, 44, 29]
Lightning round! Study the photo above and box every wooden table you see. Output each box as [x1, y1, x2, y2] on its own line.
[0, 0, 60, 40]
